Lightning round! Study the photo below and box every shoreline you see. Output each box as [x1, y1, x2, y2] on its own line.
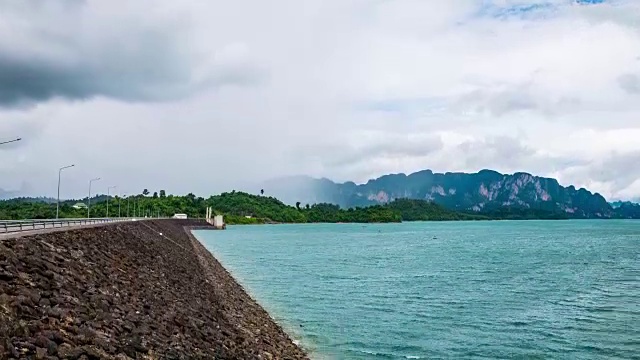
[225, 217, 577, 226]
[0, 220, 308, 359]
[191, 231, 318, 357]
[186, 227, 312, 356]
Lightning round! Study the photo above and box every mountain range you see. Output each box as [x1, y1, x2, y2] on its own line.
[264, 169, 640, 219]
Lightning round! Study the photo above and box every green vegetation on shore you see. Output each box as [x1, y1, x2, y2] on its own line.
[386, 199, 486, 221]
[0, 190, 572, 223]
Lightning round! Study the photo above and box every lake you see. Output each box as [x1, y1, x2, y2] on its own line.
[193, 221, 639, 359]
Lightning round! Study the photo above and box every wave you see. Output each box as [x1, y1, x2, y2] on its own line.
[344, 348, 424, 359]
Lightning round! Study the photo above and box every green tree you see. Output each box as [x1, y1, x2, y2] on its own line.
[3, 191, 574, 223]
[153, 192, 158, 198]
[142, 189, 149, 196]
[159, 190, 166, 198]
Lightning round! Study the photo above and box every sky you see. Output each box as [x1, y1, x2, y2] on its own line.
[1, 0, 640, 201]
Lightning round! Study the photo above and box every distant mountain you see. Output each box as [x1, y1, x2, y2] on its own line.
[0, 196, 56, 204]
[0, 182, 34, 200]
[265, 170, 625, 219]
[260, 175, 335, 206]
[611, 201, 640, 219]
[0, 188, 21, 200]
[0, 195, 111, 205]
[610, 200, 638, 208]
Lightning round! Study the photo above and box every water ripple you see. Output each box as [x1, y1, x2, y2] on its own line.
[195, 220, 640, 360]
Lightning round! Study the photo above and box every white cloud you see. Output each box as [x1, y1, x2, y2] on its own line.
[1, 0, 640, 200]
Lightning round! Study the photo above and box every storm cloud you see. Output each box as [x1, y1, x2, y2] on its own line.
[0, 1, 262, 107]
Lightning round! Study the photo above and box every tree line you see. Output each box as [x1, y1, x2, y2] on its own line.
[1, 190, 578, 223]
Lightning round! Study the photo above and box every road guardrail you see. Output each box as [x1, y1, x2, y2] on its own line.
[0, 217, 156, 234]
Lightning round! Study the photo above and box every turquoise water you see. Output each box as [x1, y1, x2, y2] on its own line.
[193, 221, 639, 359]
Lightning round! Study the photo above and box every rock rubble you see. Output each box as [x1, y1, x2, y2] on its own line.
[0, 220, 308, 359]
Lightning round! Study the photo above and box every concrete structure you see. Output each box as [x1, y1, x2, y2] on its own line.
[205, 206, 225, 229]
[213, 215, 224, 229]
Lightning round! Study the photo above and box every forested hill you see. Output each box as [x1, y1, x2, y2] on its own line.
[265, 170, 640, 219]
[0, 190, 579, 223]
[0, 191, 496, 223]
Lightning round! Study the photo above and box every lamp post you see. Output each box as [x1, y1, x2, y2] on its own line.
[107, 186, 117, 218]
[118, 190, 121, 218]
[56, 164, 75, 219]
[87, 178, 101, 218]
[0, 138, 21, 146]
[125, 194, 130, 217]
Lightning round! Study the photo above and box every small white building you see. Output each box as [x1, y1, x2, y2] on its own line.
[72, 202, 88, 209]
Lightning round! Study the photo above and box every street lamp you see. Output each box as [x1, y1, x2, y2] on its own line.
[124, 193, 130, 218]
[88, 178, 101, 218]
[107, 186, 117, 218]
[0, 138, 21, 146]
[56, 164, 75, 219]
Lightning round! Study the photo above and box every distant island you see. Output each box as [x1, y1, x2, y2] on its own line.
[3, 168, 640, 222]
[263, 169, 640, 219]
[3, 189, 636, 224]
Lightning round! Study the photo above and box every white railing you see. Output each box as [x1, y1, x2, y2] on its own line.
[0, 217, 156, 234]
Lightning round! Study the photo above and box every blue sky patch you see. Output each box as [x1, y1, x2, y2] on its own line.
[474, 1, 557, 21]
[472, 0, 607, 22]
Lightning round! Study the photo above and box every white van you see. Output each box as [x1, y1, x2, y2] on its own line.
[172, 213, 188, 219]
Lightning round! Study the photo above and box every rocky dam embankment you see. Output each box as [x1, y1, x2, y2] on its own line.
[0, 220, 308, 359]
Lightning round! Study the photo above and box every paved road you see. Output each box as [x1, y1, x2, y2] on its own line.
[0, 218, 149, 240]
